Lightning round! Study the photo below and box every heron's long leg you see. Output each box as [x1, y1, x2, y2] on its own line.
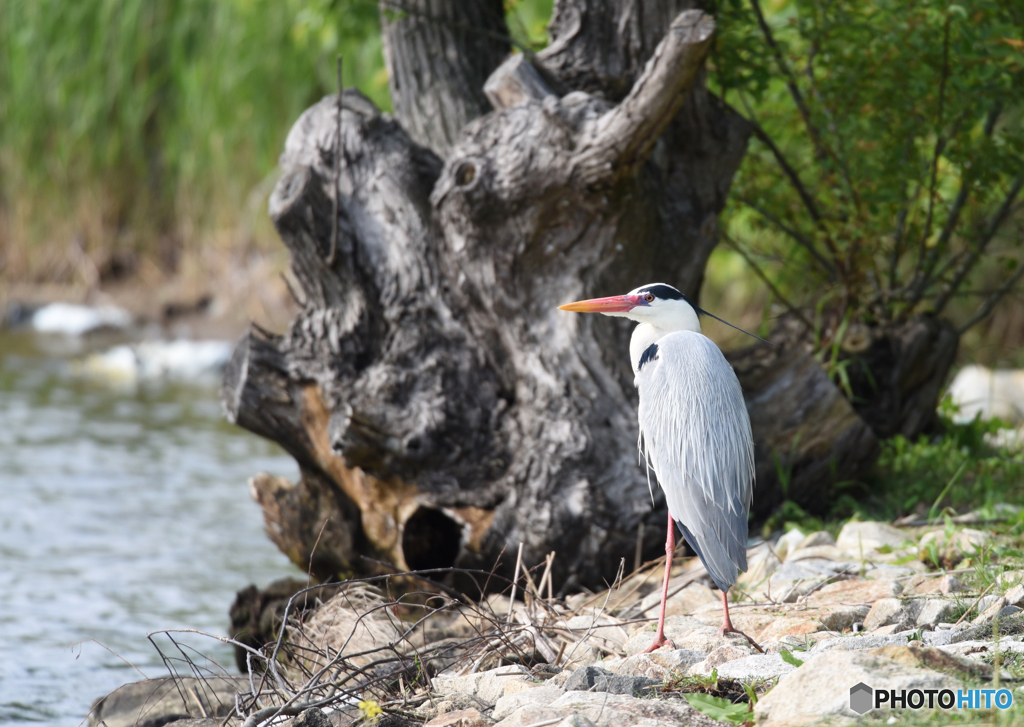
[642, 512, 677, 653]
[719, 591, 764, 653]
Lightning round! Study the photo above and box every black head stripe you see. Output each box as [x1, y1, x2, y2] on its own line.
[638, 284, 686, 301]
[638, 343, 659, 370]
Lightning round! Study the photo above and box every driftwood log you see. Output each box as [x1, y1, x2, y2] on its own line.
[224, 0, 956, 592]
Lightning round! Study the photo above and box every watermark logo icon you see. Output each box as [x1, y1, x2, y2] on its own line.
[850, 682, 872, 715]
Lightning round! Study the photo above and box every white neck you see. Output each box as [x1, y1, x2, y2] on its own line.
[628, 315, 701, 374]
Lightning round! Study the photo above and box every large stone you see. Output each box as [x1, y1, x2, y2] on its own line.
[756, 617, 825, 643]
[739, 543, 783, 585]
[1004, 584, 1024, 607]
[753, 650, 958, 727]
[795, 531, 836, 550]
[561, 666, 656, 697]
[494, 691, 706, 727]
[768, 559, 860, 590]
[836, 522, 908, 556]
[810, 632, 924, 652]
[688, 643, 758, 675]
[863, 598, 915, 632]
[90, 677, 244, 727]
[426, 708, 492, 727]
[818, 604, 871, 632]
[773, 528, 807, 561]
[785, 545, 853, 563]
[638, 583, 720, 618]
[915, 599, 956, 627]
[715, 653, 798, 681]
[432, 665, 541, 706]
[623, 616, 717, 655]
[491, 686, 562, 720]
[804, 578, 902, 608]
[973, 596, 1009, 625]
[871, 644, 992, 680]
[604, 649, 705, 680]
[937, 638, 1024, 661]
[564, 615, 629, 654]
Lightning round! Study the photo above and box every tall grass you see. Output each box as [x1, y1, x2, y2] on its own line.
[0, 0, 388, 281]
[0, 0, 556, 284]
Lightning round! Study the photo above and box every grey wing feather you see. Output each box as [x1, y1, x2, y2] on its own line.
[636, 331, 755, 591]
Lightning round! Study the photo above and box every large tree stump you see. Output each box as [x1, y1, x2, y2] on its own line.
[224, 0, 955, 592]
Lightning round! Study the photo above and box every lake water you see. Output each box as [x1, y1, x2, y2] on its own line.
[0, 331, 298, 725]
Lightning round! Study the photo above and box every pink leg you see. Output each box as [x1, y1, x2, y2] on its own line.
[642, 512, 678, 653]
[718, 591, 763, 653]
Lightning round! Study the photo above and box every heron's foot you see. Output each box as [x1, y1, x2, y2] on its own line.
[719, 626, 764, 653]
[641, 634, 677, 653]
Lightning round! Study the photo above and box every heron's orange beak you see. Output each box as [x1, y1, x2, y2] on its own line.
[558, 294, 639, 313]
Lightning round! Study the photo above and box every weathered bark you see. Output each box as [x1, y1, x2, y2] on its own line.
[844, 315, 959, 440]
[726, 317, 879, 519]
[224, 0, 956, 593]
[382, 0, 509, 154]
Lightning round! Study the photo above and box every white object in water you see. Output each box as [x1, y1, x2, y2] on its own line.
[947, 364, 1024, 424]
[31, 303, 133, 336]
[79, 340, 233, 384]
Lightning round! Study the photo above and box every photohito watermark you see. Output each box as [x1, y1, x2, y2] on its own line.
[850, 683, 1014, 714]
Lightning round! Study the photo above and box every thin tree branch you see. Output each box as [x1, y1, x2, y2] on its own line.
[958, 256, 1024, 334]
[740, 198, 835, 275]
[908, 16, 952, 289]
[720, 231, 815, 333]
[748, 0, 829, 165]
[934, 177, 1023, 314]
[740, 110, 823, 226]
[906, 104, 1001, 307]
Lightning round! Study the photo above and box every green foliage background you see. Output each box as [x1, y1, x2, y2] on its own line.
[1, 0, 1020, 366]
[0, 0, 550, 278]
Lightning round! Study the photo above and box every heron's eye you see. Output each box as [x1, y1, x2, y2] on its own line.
[645, 294, 655, 303]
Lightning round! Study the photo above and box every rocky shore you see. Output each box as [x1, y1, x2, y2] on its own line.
[89, 516, 1024, 727]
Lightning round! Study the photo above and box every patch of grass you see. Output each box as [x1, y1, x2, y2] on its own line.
[867, 413, 1024, 521]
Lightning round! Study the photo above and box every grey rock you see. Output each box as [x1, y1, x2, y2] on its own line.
[494, 691, 705, 727]
[562, 666, 656, 697]
[836, 522, 908, 555]
[819, 604, 871, 632]
[715, 653, 797, 681]
[605, 649, 706, 680]
[921, 629, 958, 646]
[796, 531, 836, 550]
[753, 650, 958, 727]
[863, 598, 915, 631]
[688, 643, 759, 676]
[492, 685, 562, 720]
[916, 598, 956, 627]
[90, 677, 244, 727]
[940, 574, 966, 594]
[950, 612, 1024, 643]
[810, 633, 923, 652]
[973, 596, 1009, 625]
[290, 709, 333, 727]
[937, 639, 1024, 660]
[623, 615, 719, 656]
[977, 594, 1002, 613]
[432, 665, 539, 706]
[1004, 584, 1024, 607]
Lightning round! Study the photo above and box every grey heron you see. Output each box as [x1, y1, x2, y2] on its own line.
[559, 283, 766, 653]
